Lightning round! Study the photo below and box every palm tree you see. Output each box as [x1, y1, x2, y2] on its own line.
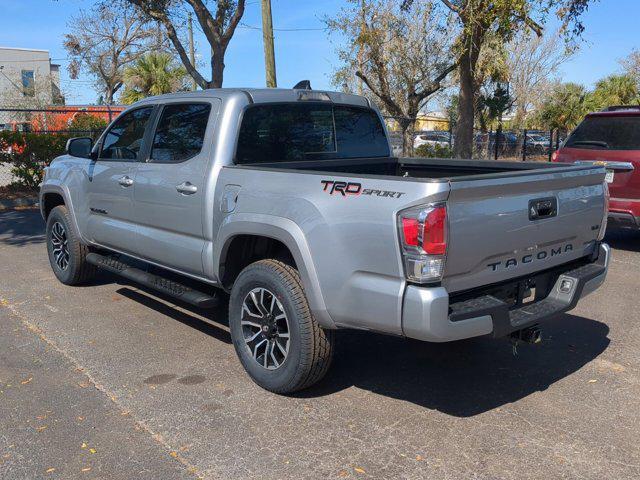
[588, 74, 640, 110]
[120, 52, 187, 104]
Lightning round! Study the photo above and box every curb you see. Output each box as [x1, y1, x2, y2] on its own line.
[0, 196, 39, 210]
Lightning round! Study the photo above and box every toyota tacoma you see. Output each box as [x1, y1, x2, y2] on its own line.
[40, 87, 610, 393]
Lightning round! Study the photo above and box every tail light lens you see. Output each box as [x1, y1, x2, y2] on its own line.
[551, 151, 559, 162]
[398, 204, 447, 283]
[598, 181, 609, 241]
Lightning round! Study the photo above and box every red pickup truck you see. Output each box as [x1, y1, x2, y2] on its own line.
[553, 107, 639, 229]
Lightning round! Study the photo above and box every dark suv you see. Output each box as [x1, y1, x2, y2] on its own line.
[553, 106, 639, 229]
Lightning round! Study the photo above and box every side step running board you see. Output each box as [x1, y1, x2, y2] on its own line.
[86, 253, 219, 308]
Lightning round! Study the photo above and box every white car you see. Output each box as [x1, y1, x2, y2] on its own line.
[526, 133, 550, 152]
[414, 131, 450, 149]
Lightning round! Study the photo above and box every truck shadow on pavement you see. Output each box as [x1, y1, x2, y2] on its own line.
[604, 228, 640, 253]
[115, 285, 232, 345]
[0, 208, 45, 247]
[301, 315, 610, 417]
[112, 273, 610, 417]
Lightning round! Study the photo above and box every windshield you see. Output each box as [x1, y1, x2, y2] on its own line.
[565, 115, 640, 150]
[235, 103, 390, 164]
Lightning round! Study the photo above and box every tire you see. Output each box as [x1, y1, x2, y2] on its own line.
[46, 205, 96, 285]
[229, 259, 334, 394]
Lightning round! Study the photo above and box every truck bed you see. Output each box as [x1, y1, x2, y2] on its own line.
[226, 157, 606, 295]
[242, 156, 587, 180]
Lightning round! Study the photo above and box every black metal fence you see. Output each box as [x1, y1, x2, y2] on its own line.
[471, 128, 565, 162]
[383, 116, 566, 162]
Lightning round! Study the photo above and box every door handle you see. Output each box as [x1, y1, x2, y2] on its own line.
[528, 197, 557, 220]
[118, 175, 134, 187]
[176, 181, 198, 195]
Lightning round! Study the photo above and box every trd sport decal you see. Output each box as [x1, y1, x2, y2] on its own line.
[321, 180, 405, 199]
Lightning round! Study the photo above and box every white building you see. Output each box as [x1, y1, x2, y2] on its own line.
[0, 47, 63, 130]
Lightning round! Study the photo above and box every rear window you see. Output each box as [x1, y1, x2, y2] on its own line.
[565, 115, 640, 150]
[235, 103, 389, 164]
[151, 103, 211, 163]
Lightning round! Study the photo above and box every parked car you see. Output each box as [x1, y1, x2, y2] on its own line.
[41, 87, 610, 394]
[553, 106, 639, 229]
[474, 131, 519, 156]
[526, 133, 551, 154]
[414, 130, 450, 149]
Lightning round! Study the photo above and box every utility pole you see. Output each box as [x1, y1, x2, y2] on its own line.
[187, 12, 197, 91]
[261, 0, 277, 88]
[357, 0, 366, 96]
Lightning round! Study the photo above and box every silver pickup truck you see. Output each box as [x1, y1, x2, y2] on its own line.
[40, 87, 610, 393]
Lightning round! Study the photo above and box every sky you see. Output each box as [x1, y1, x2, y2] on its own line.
[0, 0, 639, 105]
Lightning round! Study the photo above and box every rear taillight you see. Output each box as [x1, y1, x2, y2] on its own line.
[598, 181, 609, 241]
[398, 204, 447, 283]
[551, 151, 559, 162]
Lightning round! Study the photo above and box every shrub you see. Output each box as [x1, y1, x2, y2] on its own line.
[0, 131, 72, 188]
[69, 113, 108, 133]
[414, 143, 454, 158]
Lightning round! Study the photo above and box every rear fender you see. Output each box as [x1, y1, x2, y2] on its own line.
[213, 213, 335, 329]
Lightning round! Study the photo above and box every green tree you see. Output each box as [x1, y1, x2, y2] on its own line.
[120, 52, 187, 104]
[535, 82, 588, 131]
[123, 0, 245, 89]
[473, 34, 511, 132]
[403, 0, 594, 158]
[69, 114, 108, 133]
[588, 74, 640, 110]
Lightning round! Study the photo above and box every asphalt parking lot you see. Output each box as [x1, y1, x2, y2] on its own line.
[1, 208, 639, 479]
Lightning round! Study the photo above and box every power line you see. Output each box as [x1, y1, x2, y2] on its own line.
[239, 22, 325, 32]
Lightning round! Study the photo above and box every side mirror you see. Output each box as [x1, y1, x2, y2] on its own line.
[66, 137, 93, 159]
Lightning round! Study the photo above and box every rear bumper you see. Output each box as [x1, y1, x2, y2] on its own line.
[402, 243, 610, 342]
[609, 198, 640, 229]
[608, 212, 640, 229]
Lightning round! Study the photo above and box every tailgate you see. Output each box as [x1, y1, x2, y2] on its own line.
[443, 166, 606, 293]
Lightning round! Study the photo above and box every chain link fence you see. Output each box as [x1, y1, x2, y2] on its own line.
[0, 162, 12, 187]
[0, 106, 115, 189]
[0, 128, 105, 188]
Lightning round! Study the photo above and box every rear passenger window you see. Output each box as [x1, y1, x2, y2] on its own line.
[150, 103, 211, 163]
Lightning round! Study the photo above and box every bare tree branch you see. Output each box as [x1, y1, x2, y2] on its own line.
[329, 1, 456, 156]
[64, 3, 159, 103]
[440, 0, 462, 13]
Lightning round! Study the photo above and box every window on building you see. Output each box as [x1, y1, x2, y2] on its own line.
[21, 70, 35, 97]
[150, 103, 211, 163]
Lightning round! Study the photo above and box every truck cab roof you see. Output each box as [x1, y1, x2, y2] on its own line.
[132, 87, 371, 108]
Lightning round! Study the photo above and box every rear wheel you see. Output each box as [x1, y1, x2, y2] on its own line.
[46, 205, 96, 285]
[229, 259, 334, 394]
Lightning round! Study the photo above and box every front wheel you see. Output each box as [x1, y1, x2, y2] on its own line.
[229, 259, 334, 394]
[46, 205, 96, 285]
